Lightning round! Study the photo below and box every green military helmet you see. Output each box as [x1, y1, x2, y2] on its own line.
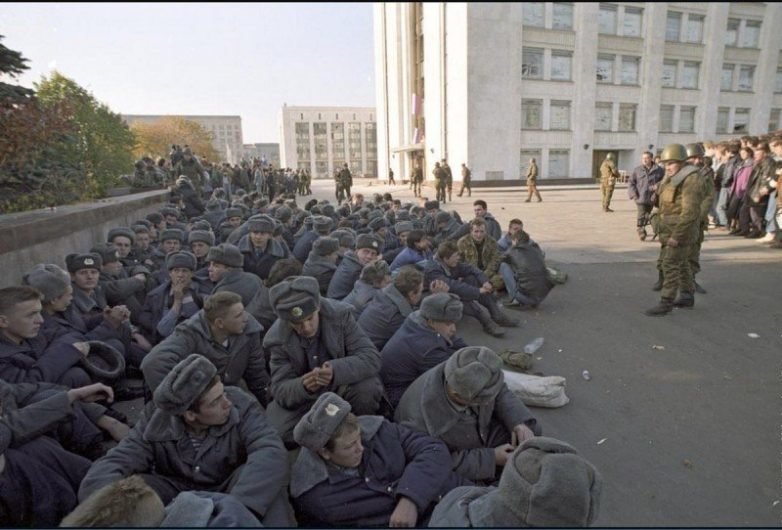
[660, 144, 688, 163]
[605, 153, 614, 161]
[685, 143, 705, 158]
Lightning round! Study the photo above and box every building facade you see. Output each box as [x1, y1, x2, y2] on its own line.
[242, 143, 281, 167]
[278, 105, 378, 179]
[122, 114, 244, 164]
[374, 2, 782, 182]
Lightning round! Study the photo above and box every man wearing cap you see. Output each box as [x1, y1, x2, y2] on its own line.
[264, 276, 383, 445]
[203, 199, 226, 231]
[294, 215, 333, 262]
[107, 227, 139, 268]
[368, 216, 398, 253]
[173, 148, 206, 195]
[433, 162, 447, 203]
[429, 438, 602, 527]
[217, 207, 244, 243]
[142, 292, 270, 406]
[302, 237, 341, 295]
[424, 241, 518, 338]
[290, 392, 467, 527]
[342, 261, 393, 319]
[237, 214, 290, 281]
[327, 233, 384, 300]
[395, 347, 541, 483]
[91, 243, 150, 326]
[188, 229, 215, 276]
[380, 292, 467, 407]
[131, 224, 155, 266]
[148, 228, 184, 273]
[81, 354, 293, 526]
[138, 252, 206, 343]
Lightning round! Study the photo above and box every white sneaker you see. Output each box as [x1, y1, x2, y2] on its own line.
[758, 233, 776, 243]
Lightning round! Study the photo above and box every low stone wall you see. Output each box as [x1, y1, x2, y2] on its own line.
[0, 190, 169, 288]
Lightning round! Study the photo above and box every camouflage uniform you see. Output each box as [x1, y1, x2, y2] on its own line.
[457, 233, 504, 290]
[687, 165, 715, 283]
[600, 158, 619, 211]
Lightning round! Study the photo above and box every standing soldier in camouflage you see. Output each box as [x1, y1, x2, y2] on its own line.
[442, 159, 454, 202]
[646, 144, 702, 316]
[525, 158, 542, 202]
[599, 153, 619, 212]
[684, 143, 715, 295]
[411, 163, 423, 198]
[433, 162, 447, 204]
[458, 163, 472, 197]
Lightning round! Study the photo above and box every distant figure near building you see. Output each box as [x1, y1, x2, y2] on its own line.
[525, 158, 541, 203]
[600, 154, 619, 212]
[388, 167, 396, 185]
[458, 163, 472, 198]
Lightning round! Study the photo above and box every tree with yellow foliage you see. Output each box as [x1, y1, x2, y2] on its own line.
[131, 116, 220, 162]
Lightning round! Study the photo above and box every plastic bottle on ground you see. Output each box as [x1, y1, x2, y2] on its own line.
[523, 337, 545, 355]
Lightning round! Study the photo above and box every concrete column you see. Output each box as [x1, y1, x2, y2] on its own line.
[308, 122, 316, 177]
[698, 4, 729, 136]
[374, 3, 391, 184]
[749, 4, 782, 134]
[637, 2, 667, 158]
[571, 2, 598, 177]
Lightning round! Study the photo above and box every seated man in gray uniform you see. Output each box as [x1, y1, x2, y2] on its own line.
[290, 392, 469, 527]
[429, 438, 603, 527]
[79, 354, 293, 526]
[327, 233, 384, 300]
[263, 276, 383, 446]
[395, 346, 541, 483]
[302, 237, 340, 296]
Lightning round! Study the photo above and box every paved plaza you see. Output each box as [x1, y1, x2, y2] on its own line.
[326, 179, 780, 526]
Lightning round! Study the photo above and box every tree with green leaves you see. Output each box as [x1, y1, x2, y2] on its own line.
[131, 116, 220, 163]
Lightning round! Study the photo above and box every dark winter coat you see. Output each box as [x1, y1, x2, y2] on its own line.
[237, 234, 290, 281]
[342, 280, 380, 319]
[302, 252, 338, 296]
[423, 257, 487, 302]
[293, 230, 319, 263]
[0, 333, 85, 386]
[504, 237, 554, 306]
[327, 251, 364, 300]
[356, 284, 415, 350]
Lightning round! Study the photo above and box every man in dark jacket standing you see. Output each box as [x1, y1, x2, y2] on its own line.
[395, 347, 541, 483]
[290, 393, 468, 527]
[628, 151, 664, 240]
[263, 276, 383, 446]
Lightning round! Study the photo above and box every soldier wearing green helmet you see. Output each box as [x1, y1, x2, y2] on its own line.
[684, 143, 715, 295]
[599, 153, 620, 212]
[646, 144, 702, 316]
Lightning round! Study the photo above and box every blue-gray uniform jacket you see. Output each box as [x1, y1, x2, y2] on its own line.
[327, 251, 364, 300]
[237, 234, 290, 281]
[356, 283, 415, 350]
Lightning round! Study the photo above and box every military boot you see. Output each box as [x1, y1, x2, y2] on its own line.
[645, 299, 674, 316]
[694, 281, 707, 294]
[673, 292, 695, 308]
[488, 302, 521, 328]
[652, 271, 663, 291]
[474, 304, 505, 337]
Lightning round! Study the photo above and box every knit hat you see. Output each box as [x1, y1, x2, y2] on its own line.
[65, 253, 102, 273]
[444, 346, 504, 405]
[188, 230, 215, 246]
[368, 217, 386, 231]
[225, 207, 243, 219]
[154, 354, 217, 415]
[293, 392, 352, 452]
[165, 251, 197, 271]
[313, 237, 339, 256]
[206, 243, 243, 268]
[159, 228, 184, 243]
[312, 215, 334, 234]
[107, 227, 135, 244]
[23, 264, 71, 303]
[420, 293, 463, 323]
[247, 215, 275, 233]
[90, 243, 119, 265]
[425, 200, 440, 211]
[435, 211, 452, 225]
[356, 234, 383, 253]
[469, 438, 603, 527]
[269, 276, 321, 322]
[395, 221, 414, 235]
[275, 205, 293, 223]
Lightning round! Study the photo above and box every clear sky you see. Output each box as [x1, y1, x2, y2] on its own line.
[1, 3, 376, 143]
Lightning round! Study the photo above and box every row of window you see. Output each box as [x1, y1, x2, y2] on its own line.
[522, 3, 762, 49]
[520, 149, 570, 178]
[521, 99, 637, 132]
[298, 113, 374, 122]
[208, 123, 240, 131]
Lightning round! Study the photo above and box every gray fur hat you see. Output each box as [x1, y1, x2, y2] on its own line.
[312, 215, 333, 234]
[206, 243, 243, 268]
[420, 293, 463, 323]
[132, 224, 150, 235]
[396, 210, 411, 221]
[159, 228, 184, 243]
[107, 227, 135, 244]
[65, 253, 102, 273]
[425, 200, 440, 211]
[367, 217, 386, 231]
[367, 209, 384, 221]
[444, 346, 504, 405]
[165, 251, 197, 271]
[275, 205, 293, 223]
[206, 199, 221, 211]
[154, 354, 218, 415]
[293, 392, 352, 452]
[356, 233, 383, 253]
[468, 438, 603, 527]
[313, 237, 340, 256]
[225, 207, 243, 219]
[188, 230, 215, 246]
[160, 207, 179, 218]
[435, 211, 452, 225]
[331, 230, 356, 249]
[23, 264, 71, 303]
[395, 221, 414, 235]
[269, 276, 321, 322]
[90, 243, 119, 265]
[247, 215, 275, 233]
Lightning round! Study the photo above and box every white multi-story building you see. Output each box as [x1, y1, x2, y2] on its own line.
[374, 2, 782, 182]
[122, 114, 244, 164]
[278, 105, 378, 179]
[242, 143, 280, 167]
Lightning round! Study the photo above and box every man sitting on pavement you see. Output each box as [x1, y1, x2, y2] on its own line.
[141, 291, 270, 407]
[263, 276, 383, 446]
[458, 218, 505, 291]
[302, 237, 340, 296]
[342, 260, 393, 319]
[79, 354, 294, 526]
[395, 346, 541, 483]
[327, 233, 384, 300]
[289, 392, 469, 527]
